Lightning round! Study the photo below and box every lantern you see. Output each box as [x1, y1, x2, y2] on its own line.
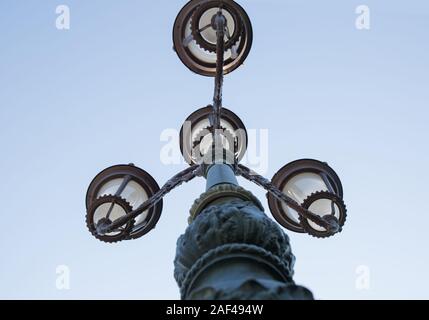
[86, 164, 162, 242]
[173, 0, 253, 76]
[268, 159, 346, 237]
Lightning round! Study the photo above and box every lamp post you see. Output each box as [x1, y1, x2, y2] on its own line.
[85, 0, 347, 300]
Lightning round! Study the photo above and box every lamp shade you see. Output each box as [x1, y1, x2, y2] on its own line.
[179, 106, 248, 165]
[86, 164, 162, 242]
[173, 0, 253, 76]
[267, 159, 343, 233]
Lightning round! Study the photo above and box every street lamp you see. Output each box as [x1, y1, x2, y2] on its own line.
[267, 159, 346, 238]
[172, 0, 252, 76]
[85, 164, 163, 243]
[179, 106, 248, 165]
[85, 0, 348, 299]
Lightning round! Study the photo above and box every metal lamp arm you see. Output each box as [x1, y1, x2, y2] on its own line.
[235, 164, 339, 233]
[211, 10, 226, 130]
[97, 165, 203, 235]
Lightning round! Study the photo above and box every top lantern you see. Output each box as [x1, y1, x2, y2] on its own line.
[173, 0, 253, 76]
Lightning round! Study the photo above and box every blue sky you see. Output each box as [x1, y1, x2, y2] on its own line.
[0, 0, 428, 299]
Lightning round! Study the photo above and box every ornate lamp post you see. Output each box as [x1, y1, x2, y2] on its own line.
[85, 0, 347, 300]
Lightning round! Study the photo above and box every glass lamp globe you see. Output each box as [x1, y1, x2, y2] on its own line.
[198, 8, 236, 46]
[173, 0, 253, 76]
[96, 178, 149, 226]
[179, 106, 248, 165]
[184, 8, 237, 65]
[267, 159, 343, 233]
[86, 164, 162, 241]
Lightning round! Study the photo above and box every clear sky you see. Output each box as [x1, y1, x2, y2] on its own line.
[1, 0, 428, 299]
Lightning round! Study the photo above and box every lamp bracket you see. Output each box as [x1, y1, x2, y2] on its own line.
[96, 165, 203, 235]
[210, 10, 226, 132]
[235, 164, 340, 235]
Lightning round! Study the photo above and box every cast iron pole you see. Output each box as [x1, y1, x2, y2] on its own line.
[174, 163, 313, 300]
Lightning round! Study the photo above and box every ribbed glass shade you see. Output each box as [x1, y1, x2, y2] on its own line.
[93, 203, 127, 236]
[199, 8, 235, 44]
[281, 173, 328, 223]
[307, 199, 341, 232]
[185, 21, 234, 64]
[97, 178, 149, 225]
[191, 118, 236, 156]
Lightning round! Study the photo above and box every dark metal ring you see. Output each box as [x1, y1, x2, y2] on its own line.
[267, 159, 344, 234]
[179, 106, 248, 165]
[300, 191, 347, 238]
[86, 195, 134, 243]
[85, 164, 163, 240]
[173, 0, 253, 77]
[191, 0, 243, 53]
